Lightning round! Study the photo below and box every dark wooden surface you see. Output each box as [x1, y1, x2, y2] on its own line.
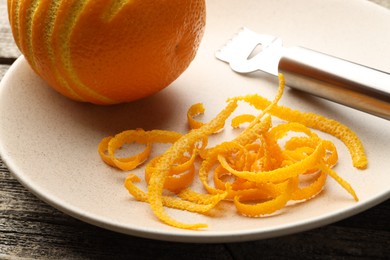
[1, 1, 389, 259]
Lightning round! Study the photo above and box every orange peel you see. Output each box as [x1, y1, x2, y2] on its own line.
[98, 73, 365, 230]
[232, 94, 367, 169]
[234, 180, 294, 217]
[187, 103, 205, 129]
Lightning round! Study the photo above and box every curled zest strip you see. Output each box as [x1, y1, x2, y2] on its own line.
[290, 171, 328, 201]
[98, 136, 116, 167]
[144, 148, 198, 192]
[146, 100, 238, 229]
[177, 188, 228, 205]
[98, 129, 182, 171]
[98, 73, 365, 230]
[124, 175, 227, 213]
[231, 114, 256, 128]
[234, 180, 294, 217]
[217, 142, 325, 183]
[231, 94, 367, 169]
[98, 135, 152, 171]
[187, 103, 205, 129]
[110, 142, 152, 171]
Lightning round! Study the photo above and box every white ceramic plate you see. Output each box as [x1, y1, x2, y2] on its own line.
[1, 0, 390, 243]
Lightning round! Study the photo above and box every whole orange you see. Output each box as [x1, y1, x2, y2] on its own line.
[7, 0, 206, 104]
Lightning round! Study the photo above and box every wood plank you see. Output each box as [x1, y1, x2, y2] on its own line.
[0, 65, 10, 79]
[0, 1, 21, 62]
[227, 231, 389, 259]
[371, 0, 390, 8]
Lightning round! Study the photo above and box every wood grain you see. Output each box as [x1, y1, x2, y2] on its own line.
[0, 3, 20, 62]
[0, 0, 389, 259]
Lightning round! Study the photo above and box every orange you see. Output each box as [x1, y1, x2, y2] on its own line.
[8, 0, 206, 104]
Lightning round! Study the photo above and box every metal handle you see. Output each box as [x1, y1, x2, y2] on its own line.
[278, 47, 390, 120]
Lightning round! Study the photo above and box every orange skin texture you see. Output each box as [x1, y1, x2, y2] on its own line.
[8, 0, 206, 104]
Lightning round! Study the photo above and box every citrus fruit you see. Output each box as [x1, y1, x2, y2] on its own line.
[7, 0, 206, 104]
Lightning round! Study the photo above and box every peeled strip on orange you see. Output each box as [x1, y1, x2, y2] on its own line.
[99, 74, 365, 230]
[9, 0, 206, 104]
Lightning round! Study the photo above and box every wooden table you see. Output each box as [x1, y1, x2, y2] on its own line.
[1, 1, 389, 259]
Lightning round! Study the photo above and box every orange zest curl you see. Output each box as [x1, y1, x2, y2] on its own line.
[99, 73, 367, 229]
[187, 103, 205, 129]
[98, 129, 182, 171]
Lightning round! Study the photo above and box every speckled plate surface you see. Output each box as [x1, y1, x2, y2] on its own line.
[1, 0, 390, 243]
